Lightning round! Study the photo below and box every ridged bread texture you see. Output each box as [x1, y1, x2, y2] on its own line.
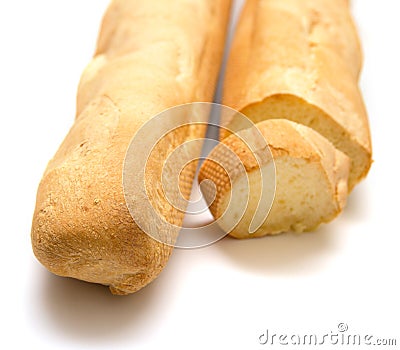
[31, 0, 231, 295]
[199, 120, 350, 238]
[222, 0, 371, 190]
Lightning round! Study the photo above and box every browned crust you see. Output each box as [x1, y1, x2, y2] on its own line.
[31, 0, 232, 295]
[222, 0, 371, 188]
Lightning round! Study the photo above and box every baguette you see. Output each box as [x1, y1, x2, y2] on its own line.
[222, 0, 371, 190]
[31, 0, 231, 295]
[199, 119, 350, 238]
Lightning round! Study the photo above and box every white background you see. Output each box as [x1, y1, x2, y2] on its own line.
[1, 1, 399, 349]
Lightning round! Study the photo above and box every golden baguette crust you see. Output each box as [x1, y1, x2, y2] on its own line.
[222, 0, 371, 189]
[199, 119, 350, 237]
[31, 0, 231, 295]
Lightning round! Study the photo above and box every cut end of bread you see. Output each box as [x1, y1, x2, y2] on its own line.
[224, 93, 371, 191]
[220, 155, 347, 238]
[199, 119, 350, 238]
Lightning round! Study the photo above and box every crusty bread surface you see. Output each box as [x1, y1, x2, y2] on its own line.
[222, 0, 371, 189]
[31, 0, 231, 295]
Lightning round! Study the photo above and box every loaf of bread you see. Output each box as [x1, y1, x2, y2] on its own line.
[221, 0, 371, 190]
[31, 0, 231, 294]
[199, 119, 350, 238]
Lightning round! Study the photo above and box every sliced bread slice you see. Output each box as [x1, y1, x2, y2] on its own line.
[199, 119, 350, 238]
